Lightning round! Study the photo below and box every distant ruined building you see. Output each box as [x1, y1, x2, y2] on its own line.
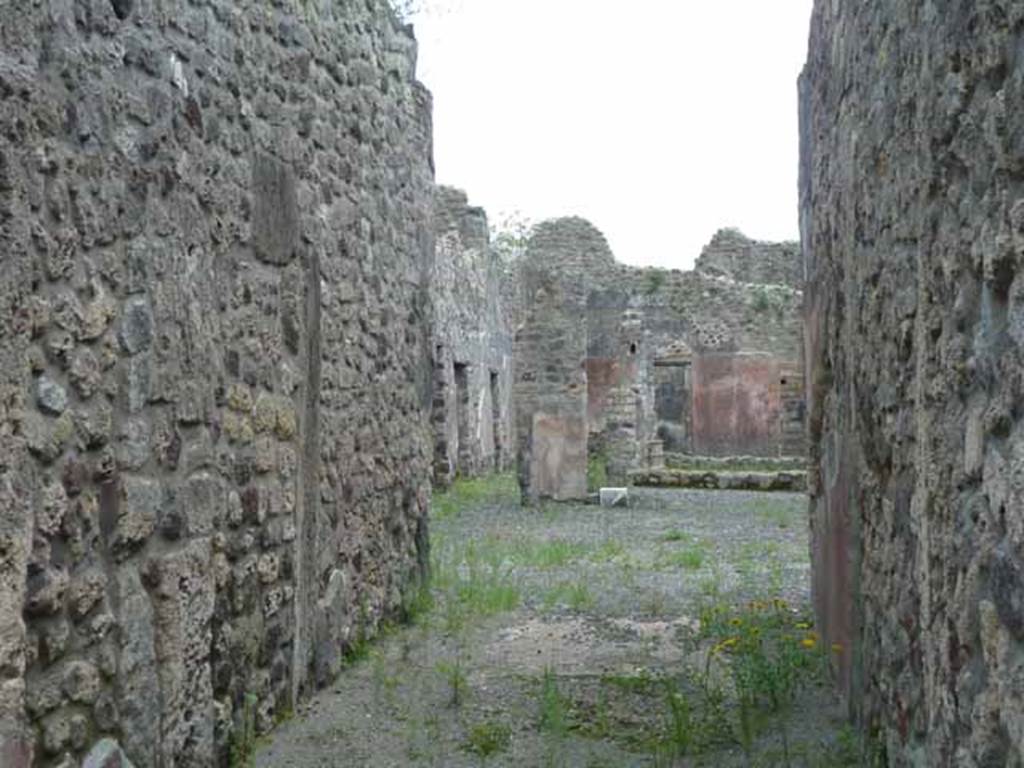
[511, 220, 805, 502]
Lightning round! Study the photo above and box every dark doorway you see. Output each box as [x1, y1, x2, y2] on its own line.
[432, 345, 452, 484]
[454, 362, 471, 475]
[490, 371, 502, 470]
[653, 361, 691, 453]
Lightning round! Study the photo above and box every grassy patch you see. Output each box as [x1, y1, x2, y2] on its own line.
[656, 539, 707, 571]
[432, 537, 521, 634]
[463, 720, 512, 760]
[757, 500, 800, 529]
[587, 452, 608, 492]
[659, 529, 692, 543]
[436, 655, 469, 708]
[695, 597, 828, 762]
[541, 580, 595, 612]
[602, 670, 660, 694]
[733, 541, 785, 594]
[432, 472, 518, 522]
[511, 537, 589, 569]
[228, 692, 258, 768]
[589, 539, 626, 563]
[538, 667, 572, 737]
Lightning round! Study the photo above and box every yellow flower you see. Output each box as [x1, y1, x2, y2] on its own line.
[712, 638, 738, 655]
[801, 637, 817, 650]
[831, 643, 844, 654]
[795, 622, 811, 630]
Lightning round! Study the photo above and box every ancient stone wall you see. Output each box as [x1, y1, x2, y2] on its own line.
[512, 219, 805, 473]
[695, 228, 802, 289]
[430, 187, 514, 486]
[691, 352, 788, 457]
[0, 0, 434, 764]
[802, 2, 1024, 762]
[512, 221, 596, 503]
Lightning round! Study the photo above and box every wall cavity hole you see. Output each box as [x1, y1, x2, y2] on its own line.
[110, 0, 133, 20]
[630, 343, 637, 355]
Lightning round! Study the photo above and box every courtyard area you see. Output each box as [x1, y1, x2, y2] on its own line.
[256, 479, 861, 767]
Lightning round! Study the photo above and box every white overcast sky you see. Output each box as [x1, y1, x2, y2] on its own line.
[412, 1, 814, 269]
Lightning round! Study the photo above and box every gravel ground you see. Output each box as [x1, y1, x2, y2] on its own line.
[256, 484, 855, 768]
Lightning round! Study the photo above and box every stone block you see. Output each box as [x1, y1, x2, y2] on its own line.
[37, 375, 69, 415]
[251, 154, 298, 266]
[118, 298, 153, 356]
[109, 477, 160, 554]
[599, 487, 629, 507]
[83, 738, 135, 768]
[528, 413, 588, 502]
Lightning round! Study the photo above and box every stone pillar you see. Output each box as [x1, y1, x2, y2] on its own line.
[603, 310, 647, 484]
[513, 278, 588, 503]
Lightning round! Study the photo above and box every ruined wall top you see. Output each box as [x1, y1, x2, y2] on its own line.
[523, 218, 617, 274]
[695, 229, 801, 289]
[436, 186, 489, 254]
[512, 218, 802, 359]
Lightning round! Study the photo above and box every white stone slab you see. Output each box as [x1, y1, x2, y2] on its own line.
[599, 487, 629, 507]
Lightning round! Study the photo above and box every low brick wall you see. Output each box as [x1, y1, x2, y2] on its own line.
[629, 469, 807, 493]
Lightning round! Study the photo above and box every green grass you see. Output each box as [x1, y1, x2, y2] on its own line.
[659, 529, 692, 543]
[228, 692, 258, 768]
[541, 580, 595, 612]
[589, 539, 626, 563]
[463, 720, 512, 760]
[432, 472, 518, 522]
[587, 452, 608, 491]
[656, 539, 707, 571]
[436, 656, 469, 708]
[538, 667, 571, 737]
[431, 535, 521, 634]
[733, 541, 785, 594]
[602, 670, 659, 694]
[510, 537, 588, 568]
[757, 501, 799, 530]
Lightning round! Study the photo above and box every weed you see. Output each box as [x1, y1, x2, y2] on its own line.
[758, 501, 798, 529]
[810, 723, 887, 767]
[697, 597, 826, 758]
[657, 545, 706, 571]
[589, 539, 626, 563]
[587, 451, 608, 491]
[641, 589, 669, 616]
[643, 269, 668, 295]
[656, 534, 707, 572]
[370, 649, 401, 708]
[659, 529, 692, 543]
[602, 670, 658, 694]
[436, 655, 469, 708]
[432, 472, 518, 522]
[463, 720, 512, 761]
[511, 537, 588, 568]
[752, 286, 774, 312]
[228, 692, 258, 768]
[401, 580, 435, 625]
[542, 580, 594, 612]
[538, 667, 571, 737]
[432, 535, 521, 633]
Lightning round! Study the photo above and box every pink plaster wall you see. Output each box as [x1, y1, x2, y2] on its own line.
[691, 352, 783, 456]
